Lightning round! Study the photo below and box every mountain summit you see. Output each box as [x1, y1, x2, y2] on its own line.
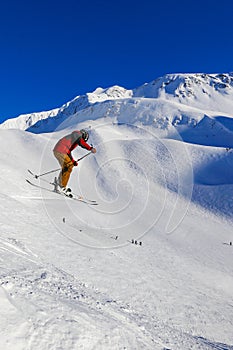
[1, 73, 233, 349]
[1, 72, 233, 133]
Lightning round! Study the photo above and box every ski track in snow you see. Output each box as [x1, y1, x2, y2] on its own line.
[1, 74, 233, 349]
[1, 148, 233, 349]
[2, 261, 232, 350]
[1, 196, 233, 350]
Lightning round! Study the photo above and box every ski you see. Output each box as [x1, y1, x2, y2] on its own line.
[27, 169, 97, 204]
[26, 179, 98, 205]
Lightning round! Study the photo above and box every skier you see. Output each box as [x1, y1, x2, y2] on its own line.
[53, 129, 96, 194]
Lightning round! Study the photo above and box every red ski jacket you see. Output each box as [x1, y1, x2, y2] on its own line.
[53, 131, 92, 162]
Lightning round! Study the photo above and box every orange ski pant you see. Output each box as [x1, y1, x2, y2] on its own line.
[53, 151, 74, 187]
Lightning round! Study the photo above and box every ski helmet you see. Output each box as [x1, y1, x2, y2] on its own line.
[80, 129, 89, 141]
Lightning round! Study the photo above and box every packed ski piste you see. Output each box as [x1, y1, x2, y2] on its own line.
[1, 73, 233, 349]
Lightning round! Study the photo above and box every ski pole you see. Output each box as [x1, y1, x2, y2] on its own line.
[31, 151, 93, 178]
[29, 168, 61, 179]
[76, 151, 92, 162]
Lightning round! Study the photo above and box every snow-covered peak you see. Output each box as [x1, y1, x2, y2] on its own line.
[2, 72, 233, 133]
[87, 85, 132, 103]
[1, 73, 233, 350]
[0, 85, 132, 132]
[0, 108, 59, 130]
[134, 72, 233, 114]
[134, 72, 233, 97]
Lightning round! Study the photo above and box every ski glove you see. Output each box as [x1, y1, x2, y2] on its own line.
[73, 160, 78, 166]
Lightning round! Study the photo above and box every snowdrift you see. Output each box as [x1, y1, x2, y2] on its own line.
[1, 73, 233, 349]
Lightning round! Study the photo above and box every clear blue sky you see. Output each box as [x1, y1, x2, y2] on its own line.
[1, 0, 233, 123]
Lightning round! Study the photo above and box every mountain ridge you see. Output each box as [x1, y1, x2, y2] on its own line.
[2, 72, 233, 133]
[1, 73, 233, 349]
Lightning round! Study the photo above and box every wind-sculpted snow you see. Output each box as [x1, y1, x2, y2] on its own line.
[1, 73, 233, 349]
[2, 72, 233, 135]
[177, 114, 233, 148]
[0, 85, 132, 133]
[133, 72, 233, 113]
[0, 109, 59, 131]
[1, 180, 233, 349]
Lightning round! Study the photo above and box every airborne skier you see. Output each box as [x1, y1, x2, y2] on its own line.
[53, 129, 96, 194]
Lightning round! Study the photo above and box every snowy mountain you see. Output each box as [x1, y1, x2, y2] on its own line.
[0, 108, 59, 130]
[1, 72, 233, 133]
[1, 73, 233, 350]
[0, 85, 132, 131]
[134, 72, 233, 114]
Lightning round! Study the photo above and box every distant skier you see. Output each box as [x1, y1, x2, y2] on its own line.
[53, 129, 96, 194]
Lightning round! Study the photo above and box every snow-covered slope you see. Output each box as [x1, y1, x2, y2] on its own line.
[134, 72, 233, 114]
[0, 108, 59, 130]
[1, 73, 233, 349]
[2, 72, 233, 134]
[0, 85, 132, 132]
